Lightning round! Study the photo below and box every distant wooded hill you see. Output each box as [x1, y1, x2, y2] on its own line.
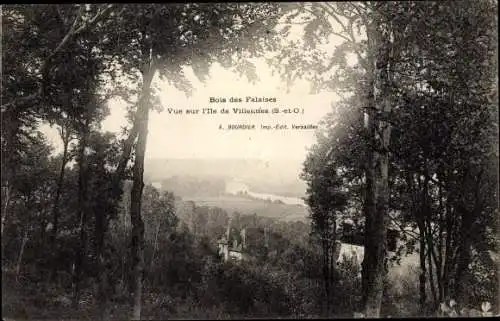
[144, 158, 307, 198]
[156, 175, 226, 197]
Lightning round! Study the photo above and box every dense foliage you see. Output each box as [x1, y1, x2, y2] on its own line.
[2, 1, 498, 319]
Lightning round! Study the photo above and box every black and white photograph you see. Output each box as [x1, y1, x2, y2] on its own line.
[1, 2, 498, 319]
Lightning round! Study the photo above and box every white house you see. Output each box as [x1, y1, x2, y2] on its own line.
[335, 219, 420, 280]
[217, 235, 249, 262]
[217, 218, 249, 262]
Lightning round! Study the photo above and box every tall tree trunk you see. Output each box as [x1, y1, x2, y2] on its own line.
[1, 184, 11, 236]
[423, 175, 444, 304]
[328, 219, 337, 314]
[130, 61, 155, 320]
[437, 182, 447, 301]
[362, 10, 392, 318]
[454, 235, 471, 304]
[49, 126, 71, 281]
[416, 177, 428, 311]
[453, 207, 474, 305]
[428, 222, 443, 305]
[1, 112, 20, 237]
[454, 170, 483, 304]
[73, 120, 89, 308]
[442, 187, 454, 302]
[95, 196, 110, 319]
[16, 228, 29, 281]
[418, 229, 427, 313]
[425, 218, 438, 307]
[322, 235, 330, 316]
[409, 173, 427, 312]
[362, 119, 377, 313]
[51, 127, 71, 245]
[152, 222, 160, 265]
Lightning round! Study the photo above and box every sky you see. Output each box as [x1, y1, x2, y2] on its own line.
[103, 61, 339, 160]
[40, 4, 353, 174]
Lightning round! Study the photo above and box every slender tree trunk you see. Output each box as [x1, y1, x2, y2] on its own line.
[429, 229, 443, 304]
[1, 113, 20, 237]
[423, 175, 444, 304]
[415, 182, 428, 312]
[51, 128, 71, 245]
[130, 60, 156, 320]
[408, 173, 428, 312]
[73, 121, 89, 308]
[1, 184, 11, 236]
[362, 10, 392, 318]
[418, 231, 427, 313]
[95, 196, 110, 319]
[152, 222, 160, 264]
[443, 188, 454, 300]
[453, 206, 473, 305]
[437, 183, 447, 301]
[425, 218, 438, 307]
[454, 236, 471, 303]
[49, 127, 71, 281]
[16, 228, 29, 281]
[322, 236, 330, 316]
[454, 170, 483, 304]
[328, 220, 337, 314]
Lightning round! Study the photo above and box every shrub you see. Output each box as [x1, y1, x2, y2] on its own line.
[438, 299, 495, 317]
[315, 256, 364, 317]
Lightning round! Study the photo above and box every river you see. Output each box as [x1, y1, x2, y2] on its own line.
[225, 180, 306, 206]
[245, 190, 306, 206]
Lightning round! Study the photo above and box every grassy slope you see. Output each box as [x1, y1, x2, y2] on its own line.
[184, 194, 308, 221]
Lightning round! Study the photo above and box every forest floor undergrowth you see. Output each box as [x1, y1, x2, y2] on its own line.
[2, 271, 299, 320]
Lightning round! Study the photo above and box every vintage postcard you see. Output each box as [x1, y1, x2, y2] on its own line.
[1, 2, 498, 319]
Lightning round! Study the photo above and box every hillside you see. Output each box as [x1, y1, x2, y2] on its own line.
[145, 158, 307, 198]
[182, 194, 308, 222]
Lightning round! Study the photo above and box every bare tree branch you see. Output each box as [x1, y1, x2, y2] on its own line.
[47, 6, 84, 63]
[389, 214, 420, 241]
[74, 4, 114, 35]
[320, 3, 348, 34]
